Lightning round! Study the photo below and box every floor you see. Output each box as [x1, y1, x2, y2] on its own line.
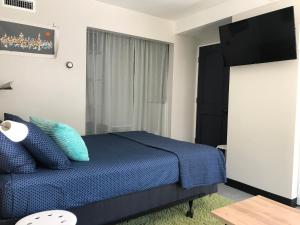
[218, 184, 300, 210]
[218, 184, 253, 202]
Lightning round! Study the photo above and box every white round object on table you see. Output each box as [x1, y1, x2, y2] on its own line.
[15, 210, 77, 225]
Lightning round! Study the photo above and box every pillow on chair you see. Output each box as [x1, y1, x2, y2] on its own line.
[4, 113, 71, 170]
[0, 132, 36, 174]
[30, 116, 89, 162]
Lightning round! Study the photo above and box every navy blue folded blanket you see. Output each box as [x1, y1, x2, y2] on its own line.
[114, 131, 226, 189]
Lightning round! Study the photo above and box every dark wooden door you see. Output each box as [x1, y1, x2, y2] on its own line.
[195, 44, 230, 147]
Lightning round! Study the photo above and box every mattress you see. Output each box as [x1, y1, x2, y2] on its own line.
[0, 134, 179, 219]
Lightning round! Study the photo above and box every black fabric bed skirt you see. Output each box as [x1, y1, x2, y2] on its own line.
[0, 183, 217, 225]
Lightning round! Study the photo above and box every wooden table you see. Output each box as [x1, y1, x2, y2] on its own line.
[211, 195, 300, 225]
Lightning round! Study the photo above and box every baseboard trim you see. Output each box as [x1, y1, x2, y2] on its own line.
[226, 178, 297, 207]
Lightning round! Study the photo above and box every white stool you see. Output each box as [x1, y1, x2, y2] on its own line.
[15, 210, 77, 225]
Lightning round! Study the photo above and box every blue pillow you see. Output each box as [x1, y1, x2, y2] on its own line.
[4, 113, 71, 170]
[0, 132, 36, 174]
[4, 113, 23, 122]
[30, 116, 89, 161]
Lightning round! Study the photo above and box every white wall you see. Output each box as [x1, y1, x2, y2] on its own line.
[0, 0, 198, 141]
[175, 0, 280, 34]
[170, 35, 198, 142]
[227, 0, 300, 199]
[194, 25, 221, 46]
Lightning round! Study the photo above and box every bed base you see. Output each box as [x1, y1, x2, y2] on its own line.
[0, 183, 217, 225]
[186, 200, 194, 218]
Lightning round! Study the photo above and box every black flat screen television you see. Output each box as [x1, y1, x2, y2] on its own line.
[219, 6, 297, 66]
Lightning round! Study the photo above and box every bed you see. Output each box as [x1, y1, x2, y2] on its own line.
[0, 131, 226, 225]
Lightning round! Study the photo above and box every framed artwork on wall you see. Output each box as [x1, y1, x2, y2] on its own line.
[0, 20, 56, 57]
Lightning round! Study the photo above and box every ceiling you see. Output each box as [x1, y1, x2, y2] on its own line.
[96, 0, 229, 20]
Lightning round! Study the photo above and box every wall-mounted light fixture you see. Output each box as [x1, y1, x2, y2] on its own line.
[66, 61, 74, 69]
[0, 81, 13, 90]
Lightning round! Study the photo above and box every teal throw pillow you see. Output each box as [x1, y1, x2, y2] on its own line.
[30, 116, 89, 162]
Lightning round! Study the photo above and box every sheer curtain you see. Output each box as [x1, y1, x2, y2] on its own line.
[86, 29, 169, 136]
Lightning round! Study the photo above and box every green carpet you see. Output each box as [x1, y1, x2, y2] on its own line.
[118, 194, 233, 225]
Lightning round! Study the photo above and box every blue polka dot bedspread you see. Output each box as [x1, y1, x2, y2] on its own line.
[0, 132, 226, 219]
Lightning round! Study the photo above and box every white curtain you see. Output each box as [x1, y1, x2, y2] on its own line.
[86, 29, 169, 136]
